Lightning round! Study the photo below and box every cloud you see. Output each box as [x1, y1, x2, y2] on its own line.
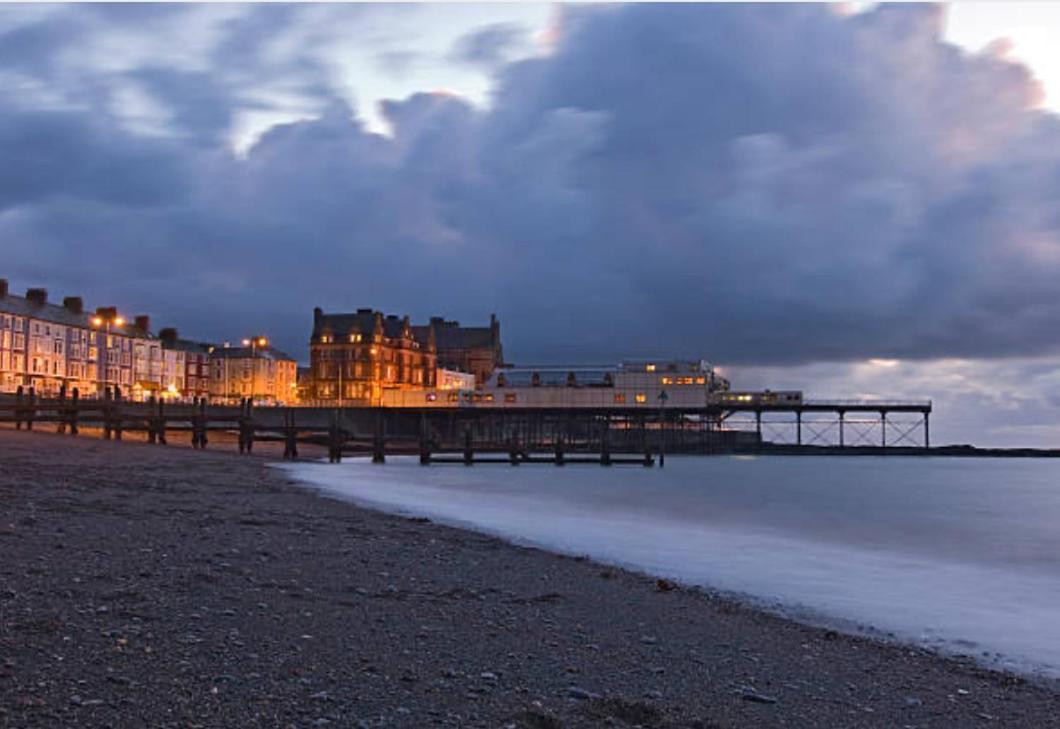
[3, 2, 1060, 382]
[450, 22, 531, 69]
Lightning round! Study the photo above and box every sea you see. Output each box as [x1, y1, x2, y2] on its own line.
[279, 455, 1060, 679]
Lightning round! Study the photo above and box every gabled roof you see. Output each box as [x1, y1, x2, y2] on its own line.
[0, 293, 152, 338]
[209, 345, 294, 362]
[313, 309, 416, 343]
[410, 324, 494, 351]
[162, 338, 212, 355]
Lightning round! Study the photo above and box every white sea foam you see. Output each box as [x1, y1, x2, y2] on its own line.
[277, 455, 1060, 678]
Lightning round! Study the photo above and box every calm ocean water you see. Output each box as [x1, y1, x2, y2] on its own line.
[279, 455, 1060, 678]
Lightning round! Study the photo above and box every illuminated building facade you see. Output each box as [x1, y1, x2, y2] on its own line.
[310, 308, 437, 405]
[0, 281, 144, 397]
[159, 328, 212, 400]
[208, 341, 298, 405]
[411, 315, 503, 386]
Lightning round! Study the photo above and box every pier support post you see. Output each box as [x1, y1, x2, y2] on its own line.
[103, 388, 112, 440]
[419, 412, 431, 466]
[755, 409, 762, 447]
[26, 386, 35, 432]
[924, 412, 930, 449]
[57, 384, 67, 434]
[14, 385, 23, 430]
[157, 396, 166, 445]
[69, 388, 79, 436]
[113, 386, 122, 440]
[244, 399, 254, 454]
[881, 410, 887, 449]
[463, 428, 473, 466]
[199, 398, 208, 449]
[283, 409, 299, 460]
[838, 410, 845, 448]
[148, 395, 158, 444]
[796, 410, 802, 446]
[555, 435, 565, 466]
[600, 420, 611, 466]
[371, 412, 384, 464]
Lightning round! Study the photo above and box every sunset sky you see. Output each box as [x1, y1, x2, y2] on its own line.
[3, 3, 1060, 446]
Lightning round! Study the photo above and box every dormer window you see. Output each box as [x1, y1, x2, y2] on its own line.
[349, 333, 362, 343]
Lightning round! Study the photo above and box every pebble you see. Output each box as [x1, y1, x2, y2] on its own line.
[567, 686, 596, 700]
[741, 689, 778, 704]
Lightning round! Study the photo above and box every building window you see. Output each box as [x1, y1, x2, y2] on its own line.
[645, 364, 656, 373]
[426, 392, 437, 402]
[661, 377, 673, 385]
[695, 377, 706, 385]
[635, 393, 647, 403]
[614, 394, 626, 404]
[504, 393, 517, 403]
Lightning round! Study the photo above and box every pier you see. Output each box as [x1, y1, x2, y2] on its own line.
[0, 387, 932, 463]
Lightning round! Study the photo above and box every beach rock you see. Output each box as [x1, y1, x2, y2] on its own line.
[740, 689, 778, 704]
[567, 686, 597, 700]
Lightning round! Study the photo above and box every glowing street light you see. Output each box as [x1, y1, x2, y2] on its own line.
[90, 312, 124, 397]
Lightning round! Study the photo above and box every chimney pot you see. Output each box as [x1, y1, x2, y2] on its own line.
[0, 279, 8, 298]
[62, 296, 83, 314]
[25, 288, 47, 306]
[134, 315, 150, 333]
[159, 327, 178, 344]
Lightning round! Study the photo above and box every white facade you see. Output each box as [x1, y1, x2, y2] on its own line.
[377, 360, 737, 409]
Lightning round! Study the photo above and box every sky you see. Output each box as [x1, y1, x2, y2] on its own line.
[3, 2, 1060, 447]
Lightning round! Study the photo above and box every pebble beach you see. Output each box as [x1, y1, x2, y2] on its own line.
[2, 429, 1058, 728]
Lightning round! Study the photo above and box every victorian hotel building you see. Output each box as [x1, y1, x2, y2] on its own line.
[0, 280, 297, 404]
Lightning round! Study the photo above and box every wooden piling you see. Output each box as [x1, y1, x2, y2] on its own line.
[69, 388, 79, 436]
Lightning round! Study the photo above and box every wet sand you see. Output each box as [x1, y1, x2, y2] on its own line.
[1, 429, 1058, 727]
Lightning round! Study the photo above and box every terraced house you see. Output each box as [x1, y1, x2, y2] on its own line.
[0, 280, 138, 398]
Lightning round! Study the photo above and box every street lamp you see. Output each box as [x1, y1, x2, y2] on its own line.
[90, 313, 124, 398]
[240, 336, 269, 403]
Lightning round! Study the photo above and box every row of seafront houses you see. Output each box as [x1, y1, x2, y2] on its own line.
[0, 278, 741, 408]
[0, 280, 503, 406]
[0, 280, 297, 404]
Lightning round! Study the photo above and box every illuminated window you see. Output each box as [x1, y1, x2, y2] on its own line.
[504, 393, 517, 403]
[635, 393, 647, 403]
[695, 377, 706, 385]
[447, 392, 459, 402]
[645, 364, 656, 373]
[677, 377, 693, 385]
[661, 377, 673, 385]
[426, 392, 437, 402]
[349, 333, 362, 343]
[614, 394, 626, 404]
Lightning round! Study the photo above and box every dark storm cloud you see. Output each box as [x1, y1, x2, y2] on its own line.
[2, 3, 1060, 366]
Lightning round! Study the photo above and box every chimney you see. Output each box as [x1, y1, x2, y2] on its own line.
[134, 315, 151, 333]
[63, 296, 83, 314]
[25, 288, 47, 306]
[0, 279, 8, 298]
[96, 306, 117, 320]
[313, 307, 323, 323]
[357, 308, 373, 314]
[159, 327, 178, 345]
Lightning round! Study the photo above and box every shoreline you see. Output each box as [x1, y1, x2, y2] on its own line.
[2, 429, 1058, 727]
